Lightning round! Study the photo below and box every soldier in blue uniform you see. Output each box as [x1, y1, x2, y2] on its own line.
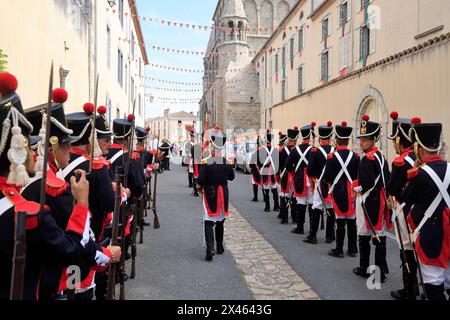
[323, 121, 360, 258]
[387, 112, 419, 300]
[22, 87, 120, 300]
[279, 127, 300, 224]
[65, 105, 117, 299]
[305, 121, 335, 244]
[286, 123, 316, 235]
[197, 128, 235, 262]
[107, 117, 145, 268]
[255, 130, 280, 212]
[352, 115, 392, 282]
[0, 73, 120, 300]
[249, 137, 263, 202]
[402, 118, 450, 300]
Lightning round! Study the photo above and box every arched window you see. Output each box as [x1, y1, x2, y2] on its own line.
[228, 21, 235, 41]
[238, 21, 245, 41]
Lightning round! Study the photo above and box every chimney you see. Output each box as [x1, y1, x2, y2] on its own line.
[164, 108, 170, 117]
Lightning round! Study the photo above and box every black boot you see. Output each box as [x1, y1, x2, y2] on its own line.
[215, 220, 225, 254]
[424, 283, 446, 301]
[188, 172, 193, 188]
[252, 184, 259, 202]
[320, 207, 325, 230]
[374, 236, 389, 274]
[374, 236, 387, 282]
[263, 190, 271, 212]
[292, 204, 306, 234]
[329, 219, 345, 258]
[346, 219, 358, 256]
[272, 189, 280, 212]
[325, 209, 336, 243]
[391, 250, 418, 300]
[204, 221, 215, 261]
[279, 197, 289, 224]
[446, 289, 450, 300]
[353, 235, 371, 278]
[290, 197, 298, 223]
[304, 209, 320, 244]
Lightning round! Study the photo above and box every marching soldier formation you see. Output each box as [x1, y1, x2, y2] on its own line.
[250, 112, 450, 301]
[0, 71, 164, 300]
[1, 69, 449, 301]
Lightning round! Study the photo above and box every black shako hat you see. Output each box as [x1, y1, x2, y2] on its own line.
[301, 122, 316, 140]
[65, 103, 98, 145]
[135, 126, 147, 141]
[287, 126, 300, 141]
[0, 72, 35, 186]
[357, 114, 382, 140]
[388, 111, 412, 146]
[334, 121, 353, 140]
[279, 132, 287, 145]
[96, 106, 112, 139]
[318, 121, 334, 139]
[409, 117, 442, 152]
[113, 118, 133, 139]
[26, 99, 76, 144]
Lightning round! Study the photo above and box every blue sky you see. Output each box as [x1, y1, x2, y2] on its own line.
[137, 0, 218, 118]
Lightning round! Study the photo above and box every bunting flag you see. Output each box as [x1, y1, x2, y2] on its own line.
[106, 7, 315, 35]
[340, 67, 347, 77]
[147, 63, 241, 74]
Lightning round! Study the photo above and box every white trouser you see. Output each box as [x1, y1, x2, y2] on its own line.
[312, 181, 332, 210]
[202, 198, 226, 222]
[421, 262, 450, 288]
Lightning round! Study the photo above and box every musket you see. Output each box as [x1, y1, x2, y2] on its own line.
[39, 62, 54, 212]
[139, 134, 148, 244]
[128, 100, 140, 282]
[390, 196, 410, 274]
[106, 167, 122, 300]
[88, 74, 99, 173]
[9, 211, 27, 300]
[152, 154, 160, 229]
[357, 192, 381, 243]
[314, 179, 331, 217]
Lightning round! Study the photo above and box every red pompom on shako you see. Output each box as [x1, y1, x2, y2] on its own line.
[83, 103, 95, 114]
[0, 72, 18, 95]
[341, 121, 348, 127]
[97, 106, 107, 115]
[128, 114, 135, 121]
[327, 121, 333, 127]
[311, 122, 317, 127]
[362, 114, 370, 122]
[278, 131, 282, 136]
[294, 126, 299, 130]
[52, 88, 68, 104]
[390, 111, 399, 121]
[146, 127, 151, 133]
[411, 117, 422, 125]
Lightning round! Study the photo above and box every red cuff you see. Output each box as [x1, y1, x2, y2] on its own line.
[352, 180, 359, 188]
[66, 204, 90, 235]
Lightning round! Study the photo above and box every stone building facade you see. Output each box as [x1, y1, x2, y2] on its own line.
[199, 0, 297, 133]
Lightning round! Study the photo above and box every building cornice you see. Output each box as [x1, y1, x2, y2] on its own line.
[129, 0, 149, 65]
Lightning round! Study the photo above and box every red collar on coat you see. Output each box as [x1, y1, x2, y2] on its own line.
[423, 155, 442, 164]
[0, 177, 20, 193]
[336, 146, 348, 151]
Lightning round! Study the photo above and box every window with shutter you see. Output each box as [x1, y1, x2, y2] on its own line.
[275, 54, 279, 73]
[298, 66, 304, 93]
[290, 38, 294, 69]
[321, 51, 329, 80]
[282, 47, 286, 68]
[360, 26, 370, 61]
[298, 27, 304, 52]
[340, 35, 349, 70]
[322, 18, 328, 41]
[341, 2, 348, 27]
[281, 80, 286, 101]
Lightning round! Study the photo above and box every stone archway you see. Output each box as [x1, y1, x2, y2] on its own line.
[354, 85, 389, 158]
